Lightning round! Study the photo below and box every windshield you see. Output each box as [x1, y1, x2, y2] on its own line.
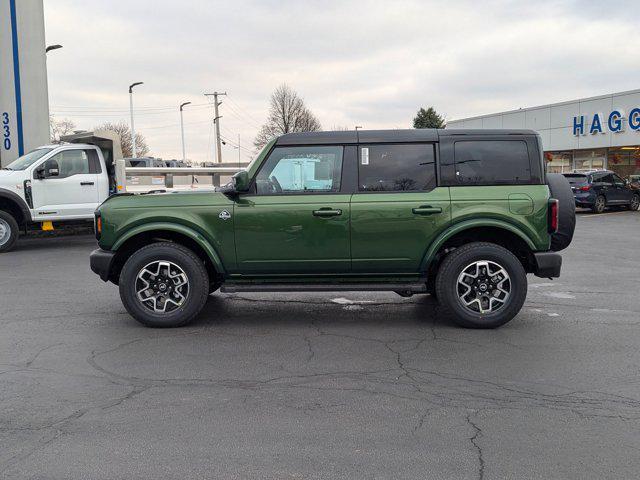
[4, 148, 53, 170]
[563, 174, 588, 185]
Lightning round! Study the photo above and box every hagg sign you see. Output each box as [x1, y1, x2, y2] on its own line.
[573, 108, 640, 136]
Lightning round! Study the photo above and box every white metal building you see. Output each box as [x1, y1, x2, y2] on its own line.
[0, 0, 50, 167]
[447, 89, 640, 178]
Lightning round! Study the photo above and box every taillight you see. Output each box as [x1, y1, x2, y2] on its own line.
[95, 213, 102, 240]
[549, 199, 559, 233]
[579, 185, 590, 192]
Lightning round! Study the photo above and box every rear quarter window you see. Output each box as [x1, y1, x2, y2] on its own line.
[454, 140, 531, 185]
[563, 174, 588, 185]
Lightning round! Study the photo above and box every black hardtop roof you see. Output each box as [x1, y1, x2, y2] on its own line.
[276, 128, 539, 145]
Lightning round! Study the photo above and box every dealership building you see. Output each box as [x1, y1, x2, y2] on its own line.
[0, 0, 50, 168]
[447, 89, 640, 178]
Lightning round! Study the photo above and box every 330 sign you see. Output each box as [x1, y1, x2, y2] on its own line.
[2, 112, 10, 150]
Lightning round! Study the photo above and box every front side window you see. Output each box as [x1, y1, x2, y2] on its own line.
[454, 140, 531, 185]
[358, 144, 436, 192]
[255, 146, 343, 195]
[5, 148, 52, 171]
[42, 149, 91, 179]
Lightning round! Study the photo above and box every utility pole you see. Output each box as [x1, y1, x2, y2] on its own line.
[179, 102, 191, 161]
[204, 91, 226, 163]
[129, 82, 144, 157]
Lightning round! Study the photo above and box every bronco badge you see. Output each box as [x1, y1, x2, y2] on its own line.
[218, 210, 231, 221]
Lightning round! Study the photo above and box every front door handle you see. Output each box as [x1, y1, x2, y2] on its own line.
[412, 205, 442, 215]
[312, 208, 342, 217]
[80, 182, 95, 186]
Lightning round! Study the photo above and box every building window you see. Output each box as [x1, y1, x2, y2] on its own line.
[545, 152, 573, 173]
[573, 149, 606, 171]
[608, 147, 640, 178]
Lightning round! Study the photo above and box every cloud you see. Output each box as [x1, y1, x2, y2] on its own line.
[44, 0, 640, 162]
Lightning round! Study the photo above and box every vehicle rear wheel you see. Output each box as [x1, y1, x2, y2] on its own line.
[119, 242, 210, 327]
[435, 242, 527, 329]
[0, 210, 19, 253]
[592, 195, 606, 214]
[629, 194, 639, 211]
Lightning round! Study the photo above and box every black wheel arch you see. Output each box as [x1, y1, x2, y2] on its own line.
[109, 229, 221, 287]
[427, 226, 536, 286]
[0, 188, 32, 227]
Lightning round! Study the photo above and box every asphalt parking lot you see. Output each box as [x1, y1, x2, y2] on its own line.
[1, 211, 639, 479]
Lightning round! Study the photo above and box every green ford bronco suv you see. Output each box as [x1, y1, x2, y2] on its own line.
[90, 129, 575, 329]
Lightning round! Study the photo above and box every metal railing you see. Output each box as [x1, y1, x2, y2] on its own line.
[115, 159, 245, 192]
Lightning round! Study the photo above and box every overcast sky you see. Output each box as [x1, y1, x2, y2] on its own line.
[44, 0, 639, 163]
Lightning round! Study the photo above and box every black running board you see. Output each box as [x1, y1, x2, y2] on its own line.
[220, 282, 427, 294]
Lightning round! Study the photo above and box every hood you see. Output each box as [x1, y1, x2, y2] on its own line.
[99, 189, 233, 211]
[0, 169, 21, 184]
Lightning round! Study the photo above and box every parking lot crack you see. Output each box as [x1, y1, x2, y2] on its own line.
[466, 411, 485, 480]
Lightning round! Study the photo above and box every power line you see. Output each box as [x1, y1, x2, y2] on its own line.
[226, 95, 264, 126]
[51, 102, 213, 112]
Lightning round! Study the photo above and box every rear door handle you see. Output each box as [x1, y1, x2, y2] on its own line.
[312, 208, 342, 217]
[80, 182, 95, 186]
[412, 206, 442, 215]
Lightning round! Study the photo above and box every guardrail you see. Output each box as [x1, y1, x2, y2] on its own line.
[115, 159, 245, 192]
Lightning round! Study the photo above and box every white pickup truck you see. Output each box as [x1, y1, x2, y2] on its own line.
[0, 131, 122, 252]
[0, 130, 243, 253]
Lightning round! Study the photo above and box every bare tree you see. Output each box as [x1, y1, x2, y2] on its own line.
[49, 116, 77, 143]
[93, 121, 150, 158]
[254, 84, 322, 150]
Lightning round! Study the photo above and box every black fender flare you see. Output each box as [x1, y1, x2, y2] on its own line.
[0, 188, 32, 223]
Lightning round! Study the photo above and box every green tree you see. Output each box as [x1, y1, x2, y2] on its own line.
[413, 107, 445, 129]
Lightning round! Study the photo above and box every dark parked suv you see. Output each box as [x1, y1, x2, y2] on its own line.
[564, 170, 640, 213]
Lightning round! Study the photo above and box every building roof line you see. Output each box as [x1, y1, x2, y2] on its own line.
[448, 88, 640, 124]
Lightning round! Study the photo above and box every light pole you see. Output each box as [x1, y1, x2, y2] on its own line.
[129, 82, 144, 158]
[45, 44, 63, 53]
[204, 92, 226, 163]
[179, 102, 191, 161]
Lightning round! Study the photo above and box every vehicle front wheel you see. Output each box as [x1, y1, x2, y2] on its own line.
[435, 242, 527, 329]
[119, 242, 210, 327]
[0, 210, 19, 253]
[592, 195, 606, 214]
[629, 194, 639, 211]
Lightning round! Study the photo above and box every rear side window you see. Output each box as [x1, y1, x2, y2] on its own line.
[358, 144, 436, 192]
[454, 140, 531, 185]
[597, 173, 614, 185]
[87, 150, 102, 174]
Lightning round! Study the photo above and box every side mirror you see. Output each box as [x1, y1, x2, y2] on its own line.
[624, 179, 630, 186]
[36, 159, 59, 178]
[218, 170, 250, 197]
[232, 170, 250, 192]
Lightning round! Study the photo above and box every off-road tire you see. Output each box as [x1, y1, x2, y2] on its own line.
[435, 242, 527, 329]
[119, 242, 209, 328]
[0, 210, 19, 253]
[629, 194, 639, 211]
[592, 195, 606, 214]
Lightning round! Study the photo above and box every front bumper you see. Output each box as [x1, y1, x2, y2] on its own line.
[90, 248, 116, 282]
[533, 252, 562, 279]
